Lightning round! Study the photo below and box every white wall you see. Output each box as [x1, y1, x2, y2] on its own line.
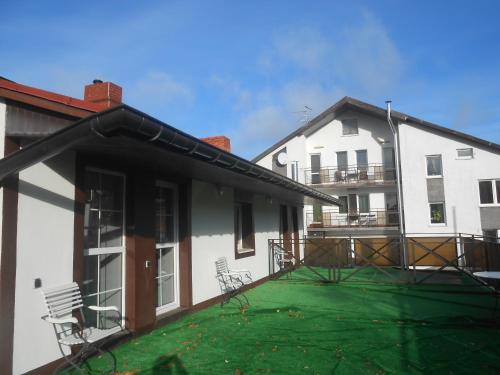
[304, 110, 394, 170]
[190, 180, 282, 305]
[12, 152, 76, 374]
[399, 121, 500, 235]
[256, 135, 307, 183]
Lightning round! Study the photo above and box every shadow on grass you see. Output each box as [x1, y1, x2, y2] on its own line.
[141, 355, 188, 375]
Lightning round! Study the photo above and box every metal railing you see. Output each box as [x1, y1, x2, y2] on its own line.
[306, 209, 399, 228]
[268, 233, 500, 286]
[304, 163, 396, 185]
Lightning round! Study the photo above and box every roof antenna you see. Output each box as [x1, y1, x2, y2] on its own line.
[293, 105, 312, 124]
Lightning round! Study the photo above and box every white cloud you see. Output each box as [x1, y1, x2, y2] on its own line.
[272, 28, 333, 70]
[129, 71, 193, 108]
[230, 11, 406, 158]
[210, 75, 252, 110]
[335, 11, 404, 96]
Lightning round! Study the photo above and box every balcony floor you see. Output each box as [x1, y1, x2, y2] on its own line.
[76, 268, 500, 374]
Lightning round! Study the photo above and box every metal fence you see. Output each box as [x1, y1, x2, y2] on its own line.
[268, 234, 500, 286]
[304, 163, 396, 185]
[306, 209, 399, 228]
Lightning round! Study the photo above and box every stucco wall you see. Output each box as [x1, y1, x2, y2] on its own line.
[12, 152, 76, 374]
[190, 180, 282, 305]
[304, 110, 394, 170]
[399, 121, 500, 235]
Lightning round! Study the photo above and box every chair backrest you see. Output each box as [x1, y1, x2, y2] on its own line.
[41, 282, 83, 319]
[215, 257, 230, 275]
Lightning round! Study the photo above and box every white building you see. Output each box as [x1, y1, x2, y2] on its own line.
[253, 97, 500, 240]
[0, 78, 338, 374]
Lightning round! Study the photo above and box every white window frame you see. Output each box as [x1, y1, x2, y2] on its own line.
[429, 202, 447, 226]
[456, 148, 473, 160]
[83, 167, 127, 327]
[425, 155, 443, 178]
[309, 153, 322, 184]
[155, 180, 180, 315]
[478, 179, 500, 207]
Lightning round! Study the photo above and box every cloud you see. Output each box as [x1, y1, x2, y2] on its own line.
[210, 75, 252, 110]
[128, 72, 193, 109]
[272, 28, 333, 71]
[335, 11, 404, 96]
[228, 11, 407, 158]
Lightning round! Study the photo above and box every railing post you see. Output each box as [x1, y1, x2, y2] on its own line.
[456, 233, 465, 269]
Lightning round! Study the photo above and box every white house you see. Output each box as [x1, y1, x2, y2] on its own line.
[253, 97, 500, 241]
[0, 78, 339, 374]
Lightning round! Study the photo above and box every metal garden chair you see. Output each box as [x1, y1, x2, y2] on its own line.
[215, 257, 252, 307]
[273, 246, 294, 276]
[41, 282, 124, 374]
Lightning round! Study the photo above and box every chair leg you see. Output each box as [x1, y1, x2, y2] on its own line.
[54, 345, 86, 374]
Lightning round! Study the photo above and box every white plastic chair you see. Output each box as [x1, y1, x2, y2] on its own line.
[215, 257, 252, 307]
[41, 282, 124, 373]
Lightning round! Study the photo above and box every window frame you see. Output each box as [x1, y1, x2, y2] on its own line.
[456, 148, 473, 160]
[429, 202, 446, 225]
[309, 153, 321, 184]
[425, 154, 443, 178]
[478, 179, 500, 206]
[341, 119, 359, 136]
[234, 200, 256, 259]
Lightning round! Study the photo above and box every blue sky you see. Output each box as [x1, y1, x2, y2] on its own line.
[1, 0, 499, 159]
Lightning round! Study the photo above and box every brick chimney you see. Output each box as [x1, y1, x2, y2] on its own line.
[84, 79, 122, 109]
[201, 136, 231, 153]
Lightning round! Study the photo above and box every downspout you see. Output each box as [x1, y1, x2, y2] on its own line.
[386, 101, 407, 269]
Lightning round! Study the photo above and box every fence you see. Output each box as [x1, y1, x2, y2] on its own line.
[268, 234, 500, 285]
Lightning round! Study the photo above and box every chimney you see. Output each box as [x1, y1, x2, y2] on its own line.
[84, 79, 122, 109]
[201, 136, 231, 153]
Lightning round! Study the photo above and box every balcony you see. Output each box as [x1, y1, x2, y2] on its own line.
[304, 164, 396, 187]
[306, 209, 399, 228]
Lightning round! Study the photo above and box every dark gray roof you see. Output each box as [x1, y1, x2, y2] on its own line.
[252, 96, 500, 162]
[0, 104, 340, 206]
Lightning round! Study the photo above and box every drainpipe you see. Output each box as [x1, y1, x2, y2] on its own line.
[386, 101, 408, 269]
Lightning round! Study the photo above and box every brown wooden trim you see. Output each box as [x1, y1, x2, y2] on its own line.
[1, 89, 95, 119]
[234, 200, 256, 260]
[0, 136, 20, 375]
[178, 181, 193, 308]
[292, 206, 300, 260]
[73, 155, 85, 284]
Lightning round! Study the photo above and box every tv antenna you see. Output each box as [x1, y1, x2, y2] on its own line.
[293, 105, 312, 124]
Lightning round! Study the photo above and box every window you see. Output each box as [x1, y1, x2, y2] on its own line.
[338, 196, 348, 214]
[342, 119, 358, 135]
[310, 154, 321, 184]
[235, 201, 255, 257]
[457, 148, 473, 159]
[426, 155, 442, 177]
[429, 203, 446, 224]
[82, 169, 125, 328]
[312, 201, 323, 222]
[479, 180, 500, 205]
[356, 150, 368, 171]
[336, 151, 348, 171]
[359, 194, 370, 213]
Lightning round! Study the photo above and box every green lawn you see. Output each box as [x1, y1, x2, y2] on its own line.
[83, 268, 500, 374]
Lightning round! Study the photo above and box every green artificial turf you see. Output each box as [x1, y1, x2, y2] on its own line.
[80, 268, 500, 375]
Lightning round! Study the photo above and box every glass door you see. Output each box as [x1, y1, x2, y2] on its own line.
[155, 182, 178, 313]
[82, 169, 125, 328]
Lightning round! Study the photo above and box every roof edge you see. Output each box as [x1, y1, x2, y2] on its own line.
[0, 104, 340, 206]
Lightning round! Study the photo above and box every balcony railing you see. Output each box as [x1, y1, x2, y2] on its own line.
[306, 209, 399, 228]
[304, 164, 396, 185]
